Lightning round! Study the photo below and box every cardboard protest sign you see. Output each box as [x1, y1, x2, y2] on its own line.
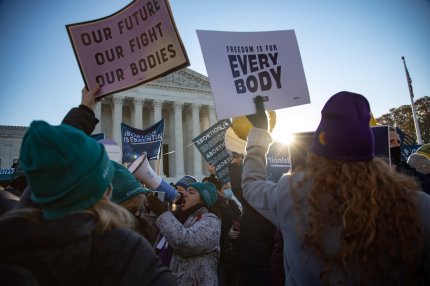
[121, 119, 164, 164]
[192, 119, 232, 184]
[197, 30, 310, 119]
[266, 142, 290, 182]
[67, 0, 189, 98]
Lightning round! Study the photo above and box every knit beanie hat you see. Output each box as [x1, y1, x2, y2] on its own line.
[19, 121, 114, 219]
[407, 153, 430, 175]
[111, 161, 149, 204]
[416, 144, 430, 160]
[311, 91, 375, 161]
[176, 175, 197, 189]
[189, 182, 217, 207]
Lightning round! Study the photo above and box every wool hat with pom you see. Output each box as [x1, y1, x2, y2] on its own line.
[111, 161, 149, 204]
[189, 182, 217, 207]
[311, 91, 375, 161]
[19, 121, 114, 219]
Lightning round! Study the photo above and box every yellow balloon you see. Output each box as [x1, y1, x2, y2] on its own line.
[231, 111, 276, 140]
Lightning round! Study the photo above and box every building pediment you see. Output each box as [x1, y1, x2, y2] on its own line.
[150, 68, 211, 91]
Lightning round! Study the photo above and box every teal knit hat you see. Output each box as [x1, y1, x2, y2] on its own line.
[111, 161, 149, 204]
[19, 121, 114, 219]
[189, 182, 217, 207]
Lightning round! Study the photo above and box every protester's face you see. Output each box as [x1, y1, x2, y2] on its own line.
[389, 130, 401, 148]
[218, 183, 230, 198]
[176, 185, 187, 194]
[181, 187, 203, 211]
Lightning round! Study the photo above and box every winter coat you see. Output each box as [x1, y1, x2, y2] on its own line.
[242, 127, 430, 285]
[229, 162, 275, 267]
[0, 213, 176, 286]
[62, 104, 99, 135]
[156, 208, 221, 286]
[397, 161, 430, 195]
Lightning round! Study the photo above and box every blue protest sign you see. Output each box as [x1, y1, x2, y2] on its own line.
[266, 141, 290, 182]
[0, 168, 14, 182]
[91, 133, 105, 141]
[121, 120, 165, 164]
[192, 119, 231, 184]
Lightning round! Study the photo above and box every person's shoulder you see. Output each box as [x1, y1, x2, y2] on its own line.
[95, 227, 155, 254]
[98, 227, 146, 243]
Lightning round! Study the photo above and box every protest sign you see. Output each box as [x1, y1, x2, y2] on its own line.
[289, 131, 314, 172]
[197, 30, 310, 119]
[0, 168, 14, 182]
[91, 133, 105, 141]
[192, 119, 232, 184]
[371, 126, 390, 163]
[266, 142, 290, 182]
[402, 144, 421, 162]
[67, 0, 189, 98]
[121, 119, 164, 164]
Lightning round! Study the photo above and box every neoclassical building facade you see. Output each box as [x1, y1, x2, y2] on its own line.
[0, 68, 217, 182]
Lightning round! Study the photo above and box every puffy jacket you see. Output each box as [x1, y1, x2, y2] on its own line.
[156, 208, 221, 286]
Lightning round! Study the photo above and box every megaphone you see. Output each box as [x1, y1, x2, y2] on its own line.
[128, 153, 180, 203]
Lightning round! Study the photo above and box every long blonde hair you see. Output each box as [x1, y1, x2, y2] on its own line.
[292, 152, 424, 284]
[1, 196, 135, 234]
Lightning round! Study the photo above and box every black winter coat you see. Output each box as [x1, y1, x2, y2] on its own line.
[229, 162, 275, 267]
[0, 213, 176, 286]
[62, 104, 99, 135]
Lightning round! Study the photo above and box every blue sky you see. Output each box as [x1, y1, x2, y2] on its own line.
[0, 0, 429, 140]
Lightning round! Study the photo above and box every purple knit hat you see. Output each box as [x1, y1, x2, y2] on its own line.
[311, 91, 375, 161]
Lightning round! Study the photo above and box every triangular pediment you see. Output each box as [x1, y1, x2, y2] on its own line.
[151, 67, 211, 90]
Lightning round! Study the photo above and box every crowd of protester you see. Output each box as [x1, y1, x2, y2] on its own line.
[0, 86, 429, 285]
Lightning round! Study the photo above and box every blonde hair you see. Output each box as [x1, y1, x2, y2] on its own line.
[120, 193, 146, 215]
[292, 152, 424, 284]
[0, 196, 135, 234]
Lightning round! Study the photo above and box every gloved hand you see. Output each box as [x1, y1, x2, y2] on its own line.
[246, 95, 268, 131]
[172, 192, 184, 205]
[228, 226, 240, 240]
[146, 193, 169, 216]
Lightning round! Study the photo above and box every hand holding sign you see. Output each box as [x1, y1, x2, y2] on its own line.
[81, 84, 101, 112]
[246, 95, 268, 131]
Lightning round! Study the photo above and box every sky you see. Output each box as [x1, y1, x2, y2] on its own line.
[0, 0, 429, 142]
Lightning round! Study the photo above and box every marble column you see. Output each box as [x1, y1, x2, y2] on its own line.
[173, 102, 185, 178]
[133, 98, 144, 129]
[112, 95, 124, 145]
[94, 101, 102, 134]
[153, 99, 164, 177]
[192, 103, 203, 177]
[209, 106, 217, 126]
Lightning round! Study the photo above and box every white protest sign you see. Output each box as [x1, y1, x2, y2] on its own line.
[197, 30, 310, 119]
